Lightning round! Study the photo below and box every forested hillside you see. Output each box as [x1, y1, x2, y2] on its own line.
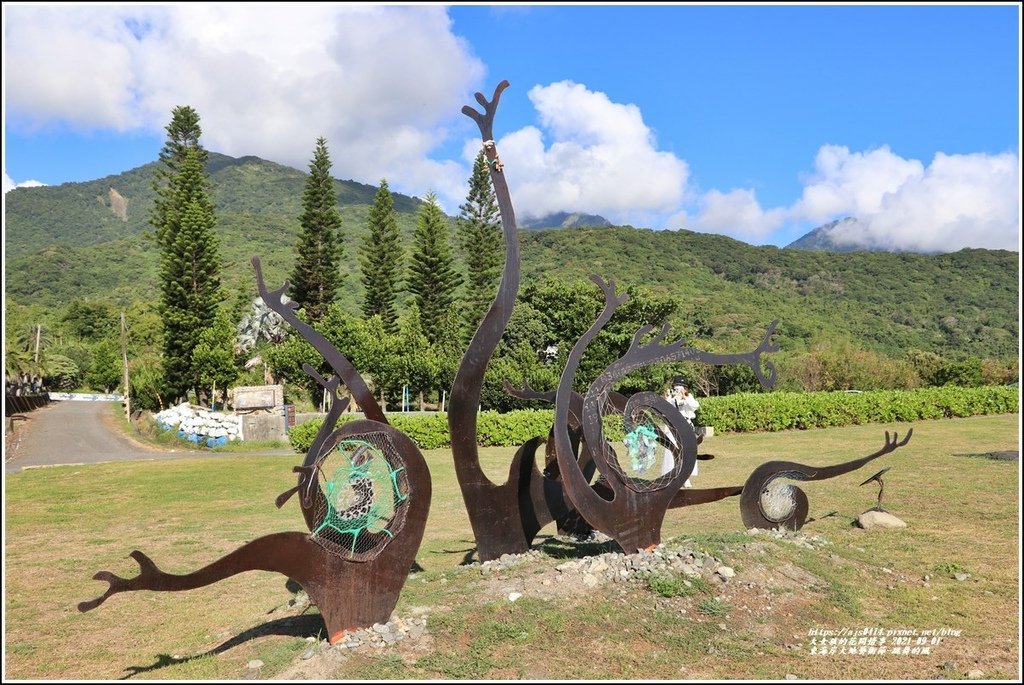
[4, 154, 1018, 365]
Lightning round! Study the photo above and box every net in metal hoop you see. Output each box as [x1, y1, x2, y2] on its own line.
[309, 431, 410, 561]
[597, 394, 684, 494]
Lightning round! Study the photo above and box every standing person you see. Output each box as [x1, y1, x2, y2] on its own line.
[661, 378, 700, 487]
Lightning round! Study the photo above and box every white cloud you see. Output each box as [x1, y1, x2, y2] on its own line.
[3, 172, 46, 193]
[493, 81, 690, 226]
[4, 4, 485, 209]
[3, 7, 1017, 253]
[792, 145, 925, 223]
[668, 188, 787, 243]
[793, 146, 1020, 252]
[665, 146, 1019, 253]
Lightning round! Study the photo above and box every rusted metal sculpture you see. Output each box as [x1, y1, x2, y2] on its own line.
[740, 431, 911, 530]
[448, 82, 659, 559]
[447, 81, 573, 561]
[447, 81, 781, 559]
[552, 275, 780, 552]
[79, 257, 431, 645]
[860, 466, 893, 513]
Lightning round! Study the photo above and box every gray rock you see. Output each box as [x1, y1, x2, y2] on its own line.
[857, 510, 907, 529]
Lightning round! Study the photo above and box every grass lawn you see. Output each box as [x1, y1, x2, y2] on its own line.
[3, 413, 1019, 680]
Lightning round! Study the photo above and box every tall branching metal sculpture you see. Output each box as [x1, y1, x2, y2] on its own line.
[447, 81, 559, 560]
[79, 258, 432, 645]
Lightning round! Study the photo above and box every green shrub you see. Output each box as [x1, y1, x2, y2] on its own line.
[287, 386, 1019, 453]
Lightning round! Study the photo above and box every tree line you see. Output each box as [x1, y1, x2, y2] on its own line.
[5, 105, 1018, 411]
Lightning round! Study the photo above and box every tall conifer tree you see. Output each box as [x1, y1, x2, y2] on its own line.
[407, 192, 462, 344]
[151, 108, 222, 403]
[457, 150, 503, 338]
[289, 137, 343, 323]
[359, 179, 403, 333]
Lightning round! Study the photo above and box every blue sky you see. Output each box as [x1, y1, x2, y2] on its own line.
[3, 3, 1020, 252]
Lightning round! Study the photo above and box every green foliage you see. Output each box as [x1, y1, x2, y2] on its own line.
[517, 228, 1018, 362]
[458, 151, 503, 338]
[152, 110, 223, 404]
[648, 573, 713, 598]
[5, 154, 1016, 377]
[700, 597, 733, 618]
[84, 338, 122, 393]
[696, 597, 731, 618]
[288, 385, 1017, 453]
[933, 562, 970, 578]
[288, 137, 344, 323]
[41, 353, 82, 390]
[128, 354, 166, 412]
[778, 337, 920, 392]
[934, 357, 986, 387]
[697, 385, 1019, 432]
[360, 179, 403, 333]
[192, 309, 241, 403]
[407, 192, 462, 345]
[59, 300, 117, 341]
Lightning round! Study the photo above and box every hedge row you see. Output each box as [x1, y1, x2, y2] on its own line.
[288, 385, 1019, 454]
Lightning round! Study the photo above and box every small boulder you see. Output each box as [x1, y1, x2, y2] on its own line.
[856, 510, 907, 529]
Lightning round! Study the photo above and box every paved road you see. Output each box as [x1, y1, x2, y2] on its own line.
[4, 400, 287, 474]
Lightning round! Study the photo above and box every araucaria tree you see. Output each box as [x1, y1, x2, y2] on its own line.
[407, 192, 462, 344]
[151, 106, 223, 404]
[359, 179, 403, 333]
[457, 150, 503, 338]
[289, 137, 344, 323]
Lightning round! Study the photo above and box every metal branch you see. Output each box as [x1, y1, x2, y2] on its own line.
[461, 80, 510, 142]
[251, 256, 384, 425]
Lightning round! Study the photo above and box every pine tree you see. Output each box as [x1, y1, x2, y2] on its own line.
[156, 145, 223, 402]
[289, 137, 344, 323]
[407, 192, 462, 344]
[150, 107, 222, 404]
[359, 179, 403, 333]
[457, 150, 504, 338]
[151, 106, 207, 251]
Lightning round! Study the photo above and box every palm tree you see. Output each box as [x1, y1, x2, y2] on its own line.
[4, 324, 54, 392]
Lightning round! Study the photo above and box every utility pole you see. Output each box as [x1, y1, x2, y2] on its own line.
[33, 323, 42, 391]
[121, 312, 131, 420]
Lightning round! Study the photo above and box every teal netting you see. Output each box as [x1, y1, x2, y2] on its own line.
[310, 432, 410, 560]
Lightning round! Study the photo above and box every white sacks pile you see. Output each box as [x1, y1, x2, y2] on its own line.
[154, 402, 243, 447]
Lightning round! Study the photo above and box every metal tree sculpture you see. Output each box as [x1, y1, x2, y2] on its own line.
[553, 275, 780, 553]
[740, 431, 911, 530]
[79, 257, 431, 645]
[448, 80, 776, 559]
[448, 81, 606, 561]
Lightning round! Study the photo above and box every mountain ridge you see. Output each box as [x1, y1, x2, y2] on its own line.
[4, 153, 1018, 362]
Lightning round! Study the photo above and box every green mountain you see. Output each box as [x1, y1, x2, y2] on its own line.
[520, 211, 612, 229]
[785, 217, 870, 252]
[517, 226, 1018, 360]
[4, 154, 1019, 362]
[4, 153, 424, 311]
